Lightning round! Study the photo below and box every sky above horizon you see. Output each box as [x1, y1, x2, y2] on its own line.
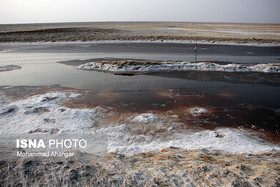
[0, 0, 279, 24]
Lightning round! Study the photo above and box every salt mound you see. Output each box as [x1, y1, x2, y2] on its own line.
[188, 107, 209, 116]
[78, 61, 280, 73]
[0, 65, 21, 72]
[132, 113, 158, 123]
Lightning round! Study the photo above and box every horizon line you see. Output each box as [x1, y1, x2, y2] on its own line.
[1, 20, 280, 25]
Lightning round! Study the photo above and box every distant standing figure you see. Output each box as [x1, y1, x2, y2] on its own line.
[194, 39, 198, 63]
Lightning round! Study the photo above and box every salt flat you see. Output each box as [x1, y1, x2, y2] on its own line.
[1, 22, 280, 43]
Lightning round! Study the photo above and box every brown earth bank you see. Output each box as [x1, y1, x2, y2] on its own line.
[0, 22, 280, 43]
[1, 147, 279, 186]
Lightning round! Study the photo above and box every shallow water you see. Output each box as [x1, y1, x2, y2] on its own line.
[0, 42, 280, 143]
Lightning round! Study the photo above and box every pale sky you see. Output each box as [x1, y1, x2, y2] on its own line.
[0, 0, 279, 24]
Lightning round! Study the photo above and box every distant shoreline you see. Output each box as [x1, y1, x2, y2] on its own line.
[1, 36, 279, 44]
[0, 22, 279, 44]
[1, 39, 280, 47]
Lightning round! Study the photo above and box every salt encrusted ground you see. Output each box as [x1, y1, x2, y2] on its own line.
[0, 92, 114, 134]
[1, 22, 280, 44]
[0, 92, 279, 155]
[1, 39, 280, 47]
[1, 91, 280, 186]
[1, 147, 280, 186]
[78, 61, 280, 73]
